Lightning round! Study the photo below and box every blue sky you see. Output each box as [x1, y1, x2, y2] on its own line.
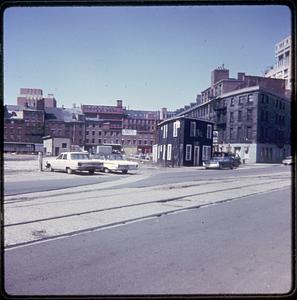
[4, 5, 291, 110]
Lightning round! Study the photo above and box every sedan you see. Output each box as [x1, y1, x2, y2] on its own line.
[203, 156, 235, 170]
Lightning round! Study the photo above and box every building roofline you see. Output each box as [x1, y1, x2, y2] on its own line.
[158, 115, 214, 126]
[217, 85, 290, 101]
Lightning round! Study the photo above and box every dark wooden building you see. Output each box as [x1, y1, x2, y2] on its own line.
[154, 116, 213, 167]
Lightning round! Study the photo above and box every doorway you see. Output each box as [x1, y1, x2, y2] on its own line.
[194, 146, 200, 166]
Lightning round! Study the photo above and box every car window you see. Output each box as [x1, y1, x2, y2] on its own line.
[62, 154, 67, 160]
[70, 153, 90, 160]
[211, 157, 220, 161]
[56, 154, 63, 160]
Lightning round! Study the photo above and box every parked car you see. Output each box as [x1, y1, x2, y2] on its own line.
[282, 156, 293, 165]
[45, 152, 104, 174]
[91, 153, 139, 174]
[212, 152, 241, 168]
[203, 156, 236, 170]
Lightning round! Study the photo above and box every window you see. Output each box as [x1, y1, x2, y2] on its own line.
[230, 112, 234, 123]
[238, 96, 244, 105]
[62, 143, 67, 148]
[190, 122, 196, 137]
[206, 124, 212, 139]
[162, 145, 166, 160]
[167, 144, 172, 160]
[98, 139, 102, 144]
[247, 94, 253, 103]
[247, 109, 253, 121]
[238, 111, 242, 122]
[92, 131, 95, 136]
[246, 127, 252, 140]
[230, 127, 234, 139]
[185, 144, 192, 161]
[202, 146, 211, 161]
[237, 127, 242, 139]
[62, 154, 67, 160]
[173, 121, 179, 137]
[163, 124, 168, 138]
[230, 98, 235, 106]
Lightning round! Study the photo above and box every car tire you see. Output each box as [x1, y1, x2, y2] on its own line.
[122, 170, 128, 174]
[66, 168, 73, 174]
[48, 164, 54, 172]
[104, 168, 110, 173]
[89, 170, 95, 175]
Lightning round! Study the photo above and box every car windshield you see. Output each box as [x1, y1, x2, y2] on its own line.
[70, 153, 90, 160]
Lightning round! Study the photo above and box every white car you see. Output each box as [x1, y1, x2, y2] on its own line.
[282, 156, 293, 165]
[45, 152, 104, 174]
[91, 153, 139, 174]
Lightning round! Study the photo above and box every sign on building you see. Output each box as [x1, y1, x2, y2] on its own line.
[122, 129, 137, 136]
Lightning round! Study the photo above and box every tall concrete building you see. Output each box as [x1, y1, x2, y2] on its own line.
[264, 36, 292, 90]
[17, 88, 57, 109]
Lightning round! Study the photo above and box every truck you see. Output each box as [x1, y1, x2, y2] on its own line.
[96, 145, 113, 156]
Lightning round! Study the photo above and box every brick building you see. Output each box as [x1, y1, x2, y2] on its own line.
[174, 67, 291, 163]
[81, 100, 162, 155]
[123, 109, 160, 154]
[81, 100, 124, 152]
[44, 106, 86, 147]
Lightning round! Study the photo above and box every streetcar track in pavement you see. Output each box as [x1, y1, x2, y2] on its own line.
[4, 178, 288, 227]
[5, 185, 290, 250]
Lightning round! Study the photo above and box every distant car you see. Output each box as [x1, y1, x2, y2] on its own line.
[203, 156, 236, 170]
[282, 156, 293, 165]
[45, 152, 104, 174]
[91, 153, 139, 174]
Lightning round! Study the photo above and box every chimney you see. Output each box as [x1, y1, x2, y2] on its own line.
[160, 107, 167, 120]
[237, 72, 245, 81]
[117, 100, 123, 108]
[211, 68, 229, 86]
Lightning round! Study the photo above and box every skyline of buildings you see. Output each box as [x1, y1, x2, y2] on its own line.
[4, 34, 292, 163]
[4, 6, 291, 110]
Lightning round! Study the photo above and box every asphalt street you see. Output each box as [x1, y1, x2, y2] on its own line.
[5, 187, 292, 295]
[4, 163, 290, 195]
